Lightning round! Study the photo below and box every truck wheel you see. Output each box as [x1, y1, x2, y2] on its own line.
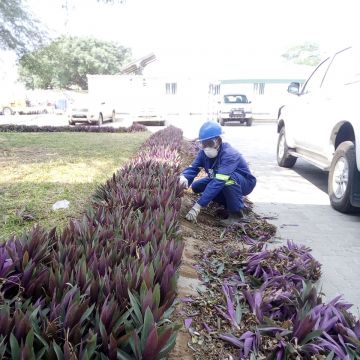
[2, 107, 12, 116]
[277, 127, 297, 168]
[246, 118, 253, 126]
[97, 113, 103, 126]
[328, 141, 357, 213]
[220, 118, 225, 126]
[111, 111, 115, 122]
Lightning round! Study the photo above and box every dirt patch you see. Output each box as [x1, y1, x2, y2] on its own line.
[168, 139, 337, 359]
[171, 141, 240, 359]
[169, 140, 278, 359]
[169, 191, 261, 359]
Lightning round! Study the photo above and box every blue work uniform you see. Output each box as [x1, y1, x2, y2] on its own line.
[182, 143, 256, 212]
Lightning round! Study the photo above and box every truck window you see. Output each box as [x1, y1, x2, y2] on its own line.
[224, 95, 248, 103]
[322, 47, 360, 90]
[302, 58, 330, 94]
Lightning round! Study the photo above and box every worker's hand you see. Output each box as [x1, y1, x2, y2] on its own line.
[179, 175, 189, 189]
[185, 203, 201, 222]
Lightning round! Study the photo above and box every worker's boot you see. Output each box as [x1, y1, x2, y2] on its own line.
[220, 210, 244, 226]
[215, 208, 229, 219]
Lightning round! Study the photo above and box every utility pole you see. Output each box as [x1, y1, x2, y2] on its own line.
[62, 0, 73, 34]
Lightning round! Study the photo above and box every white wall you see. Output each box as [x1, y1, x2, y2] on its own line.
[87, 74, 295, 120]
[87, 74, 215, 116]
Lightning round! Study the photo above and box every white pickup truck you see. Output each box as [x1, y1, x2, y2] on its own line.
[277, 46, 360, 213]
[217, 94, 253, 126]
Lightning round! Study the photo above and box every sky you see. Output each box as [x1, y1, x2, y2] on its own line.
[6, 0, 360, 79]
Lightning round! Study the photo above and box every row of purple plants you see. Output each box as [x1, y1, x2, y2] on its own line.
[0, 126, 184, 359]
[0, 123, 147, 133]
[185, 224, 360, 359]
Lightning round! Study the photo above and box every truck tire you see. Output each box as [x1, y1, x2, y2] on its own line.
[111, 111, 115, 122]
[246, 118, 253, 126]
[328, 141, 357, 213]
[277, 127, 297, 168]
[220, 118, 225, 126]
[2, 107, 12, 116]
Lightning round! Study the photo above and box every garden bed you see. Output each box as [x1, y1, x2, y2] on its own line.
[170, 143, 360, 359]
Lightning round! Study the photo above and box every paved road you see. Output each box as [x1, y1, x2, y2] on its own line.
[221, 122, 360, 313]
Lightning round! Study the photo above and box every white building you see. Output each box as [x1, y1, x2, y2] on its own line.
[87, 56, 315, 120]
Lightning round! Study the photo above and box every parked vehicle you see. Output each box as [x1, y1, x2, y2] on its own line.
[134, 107, 166, 126]
[0, 99, 53, 115]
[67, 99, 115, 125]
[0, 100, 21, 115]
[277, 46, 360, 213]
[217, 94, 253, 126]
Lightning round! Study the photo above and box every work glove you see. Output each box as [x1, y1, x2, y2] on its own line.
[179, 175, 189, 189]
[185, 203, 201, 223]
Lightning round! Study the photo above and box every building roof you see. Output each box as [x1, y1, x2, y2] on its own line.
[119, 53, 156, 75]
[143, 54, 315, 82]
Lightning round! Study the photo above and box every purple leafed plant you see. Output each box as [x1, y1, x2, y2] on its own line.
[219, 331, 260, 359]
[0, 126, 185, 358]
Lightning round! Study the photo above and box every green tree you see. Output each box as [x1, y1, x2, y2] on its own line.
[0, 0, 123, 55]
[18, 36, 132, 90]
[282, 42, 322, 66]
[0, 0, 45, 55]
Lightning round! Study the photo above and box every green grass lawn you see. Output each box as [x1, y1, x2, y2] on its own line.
[0, 131, 150, 242]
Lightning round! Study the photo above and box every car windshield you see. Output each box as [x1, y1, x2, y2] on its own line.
[224, 95, 248, 104]
[70, 97, 102, 108]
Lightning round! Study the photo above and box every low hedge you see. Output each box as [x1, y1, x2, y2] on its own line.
[0, 123, 147, 133]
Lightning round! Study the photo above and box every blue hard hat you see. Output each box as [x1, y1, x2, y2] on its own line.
[198, 121, 223, 141]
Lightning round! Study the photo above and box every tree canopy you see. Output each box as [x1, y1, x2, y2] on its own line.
[282, 42, 322, 66]
[0, 0, 46, 55]
[0, 0, 124, 55]
[18, 36, 132, 90]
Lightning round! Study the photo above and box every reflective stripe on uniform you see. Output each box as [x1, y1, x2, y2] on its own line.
[215, 173, 230, 181]
[215, 173, 235, 186]
[225, 179, 235, 186]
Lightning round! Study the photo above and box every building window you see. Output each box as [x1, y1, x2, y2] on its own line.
[166, 83, 177, 94]
[209, 84, 220, 95]
[254, 83, 265, 95]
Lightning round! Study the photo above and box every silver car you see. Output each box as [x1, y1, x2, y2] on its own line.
[68, 100, 115, 125]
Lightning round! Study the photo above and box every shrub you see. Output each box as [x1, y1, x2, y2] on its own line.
[0, 123, 147, 133]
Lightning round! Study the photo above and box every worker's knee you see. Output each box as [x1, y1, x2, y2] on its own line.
[191, 178, 211, 194]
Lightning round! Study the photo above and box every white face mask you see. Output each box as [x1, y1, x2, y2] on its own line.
[204, 147, 218, 158]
